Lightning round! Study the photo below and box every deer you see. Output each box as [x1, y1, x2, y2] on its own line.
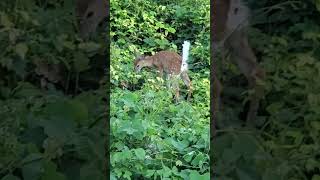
[212, 0, 266, 133]
[75, 0, 108, 38]
[134, 41, 193, 102]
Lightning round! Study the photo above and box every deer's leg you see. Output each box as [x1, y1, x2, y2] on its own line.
[158, 67, 164, 79]
[180, 72, 192, 100]
[166, 74, 172, 89]
[226, 30, 265, 126]
[175, 88, 180, 103]
[172, 78, 180, 103]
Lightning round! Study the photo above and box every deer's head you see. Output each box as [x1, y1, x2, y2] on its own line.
[76, 0, 108, 38]
[134, 55, 148, 72]
[213, 0, 249, 42]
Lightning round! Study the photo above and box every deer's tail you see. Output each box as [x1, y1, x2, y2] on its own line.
[181, 41, 190, 72]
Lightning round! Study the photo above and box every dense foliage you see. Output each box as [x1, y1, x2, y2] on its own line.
[110, 0, 210, 179]
[2, 0, 320, 179]
[0, 0, 107, 179]
[214, 0, 320, 179]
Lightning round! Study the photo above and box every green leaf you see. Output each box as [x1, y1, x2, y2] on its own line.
[191, 153, 205, 167]
[166, 27, 176, 33]
[189, 171, 209, 180]
[159, 165, 171, 178]
[21, 153, 43, 165]
[222, 148, 240, 164]
[22, 158, 43, 180]
[262, 169, 281, 180]
[168, 138, 188, 152]
[145, 170, 156, 178]
[13, 82, 42, 98]
[41, 116, 76, 139]
[134, 148, 146, 160]
[1, 174, 20, 180]
[15, 43, 29, 59]
[41, 161, 67, 180]
[175, 160, 182, 166]
[80, 163, 104, 180]
[236, 168, 255, 180]
[110, 173, 117, 180]
[68, 99, 89, 126]
[63, 41, 75, 50]
[232, 134, 258, 157]
[45, 99, 88, 125]
[311, 121, 320, 131]
[143, 38, 156, 46]
[312, 175, 320, 180]
[315, 0, 320, 12]
[0, 12, 14, 28]
[41, 100, 81, 139]
[183, 151, 195, 162]
[123, 170, 132, 179]
[73, 52, 90, 72]
[78, 42, 101, 52]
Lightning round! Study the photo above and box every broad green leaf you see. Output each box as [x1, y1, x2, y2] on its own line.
[13, 82, 42, 98]
[78, 42, 101, 52]
[80, 163, 104, 180]
[175, 160, 182, 166]
[123, 171, 132, 179]
[15, 43, 29, 59]
[189, 171, 209, 180]
[0, 12, 14, 28]
[168, 138, 188, 152]
[22, 158, 43, 180]
[191, 153, 205, 167]
[1, 174, 20, 180]
[134, 148, 146, 160]
[41, 161, 67, 180]
[110, 173, 117, 180]
[313, 175, 320, 180]
[236, 168, 255, 180]
[222, 148, 240, 164]
[145, 170, 155, 178]
[183, 151, 195, 162]
[262, 169, 282, 180]
[73, 52, 90, 72]
[21, 153, 43, 165]
[232, 134, 258, 157]
[315, 0, 320, 12]
[68, 99, 89, 126]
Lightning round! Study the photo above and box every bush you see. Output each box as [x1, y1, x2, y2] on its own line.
[110, 0, 210, 179]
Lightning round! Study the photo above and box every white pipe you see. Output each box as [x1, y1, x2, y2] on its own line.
[181, 41, 190, 72]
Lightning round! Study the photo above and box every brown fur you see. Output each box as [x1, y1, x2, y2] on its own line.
[134, 51, 192, 102]
[75, 0, 108, 38]
[212, 0, 266, 132]
[213, 0, 231, 41]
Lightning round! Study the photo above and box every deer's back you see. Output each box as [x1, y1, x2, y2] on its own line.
[153, 51, 182, 75]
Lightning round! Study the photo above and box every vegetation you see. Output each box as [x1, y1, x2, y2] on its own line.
[1, 0, 320, 179]
[110, 0, 210, 179]
[214, 0, 320, 179]
[0, 0, 107, 179]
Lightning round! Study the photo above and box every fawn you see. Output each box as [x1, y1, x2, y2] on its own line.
[134, 41, 192, 102]
[212, 0, 266, 130]
[75, 0, 108, 38]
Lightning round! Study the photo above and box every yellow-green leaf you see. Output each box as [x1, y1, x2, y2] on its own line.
[0, 12, 14, 28]
[15, 43, 28, 59]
